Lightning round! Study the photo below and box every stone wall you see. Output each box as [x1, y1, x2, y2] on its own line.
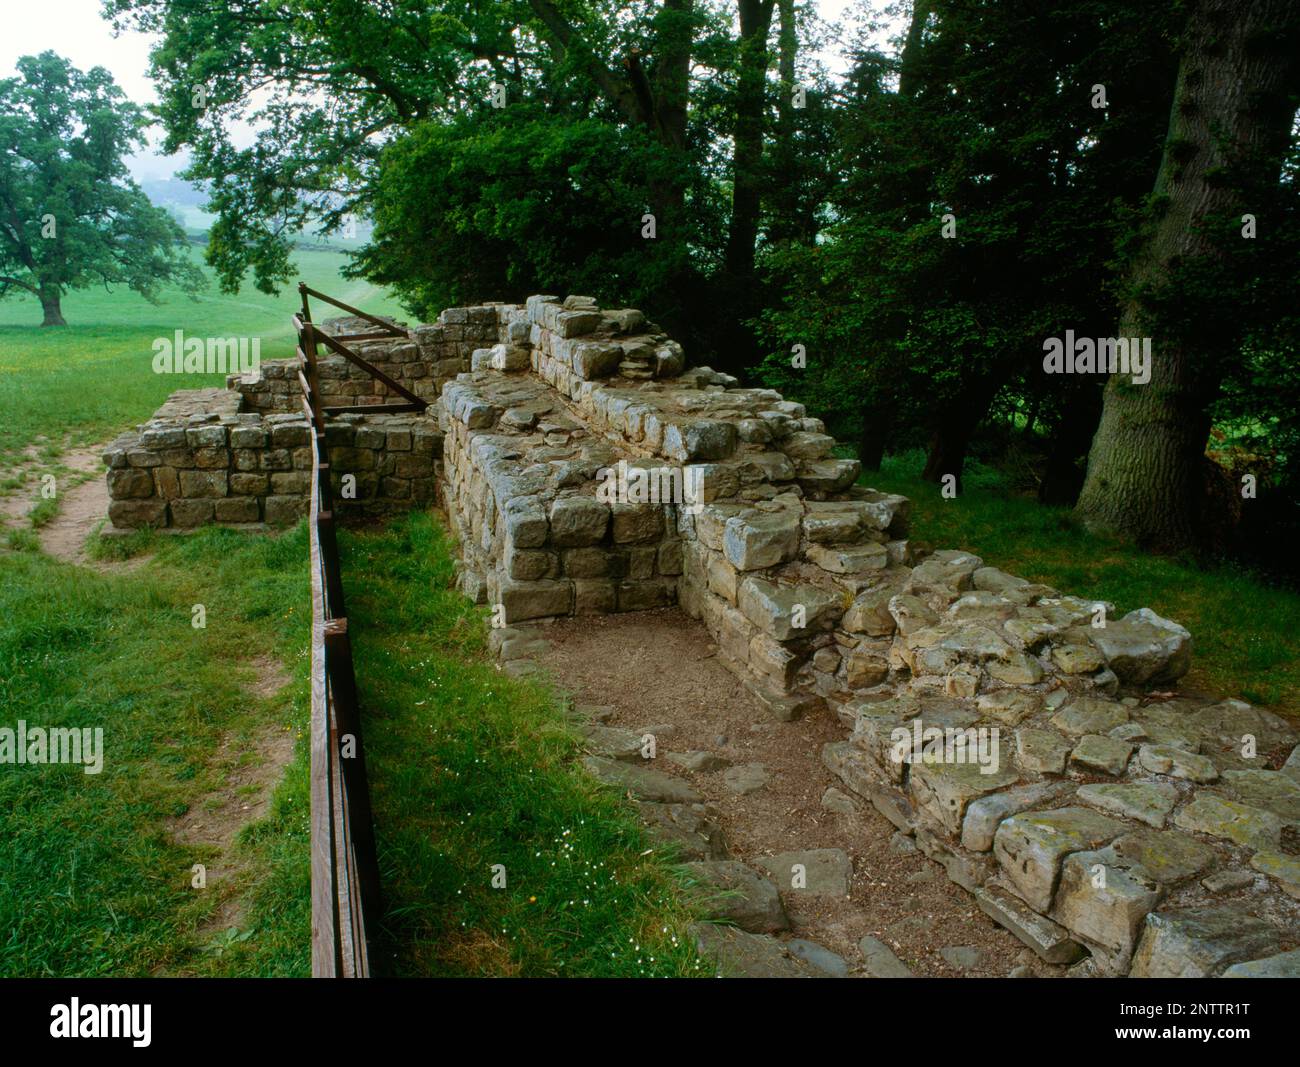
[435, 293, 1300, 978]
[98, 293, 1300, 977]
[103, 382, 441, 530]
[229, 311, 506, 414]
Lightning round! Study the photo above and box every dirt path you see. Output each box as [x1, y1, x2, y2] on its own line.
[0, 442, 150, 571]
[541, 607, 1064, 978]
[38, 447, 112, 565]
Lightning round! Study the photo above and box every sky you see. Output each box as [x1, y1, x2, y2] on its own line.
[0, 0, 899, 185]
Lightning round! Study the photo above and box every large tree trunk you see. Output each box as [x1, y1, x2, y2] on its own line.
[1075, 0, 1300, 550]
[39, 285, 66, 327]
[898, 0, 932, 99]
[765, 0, 800, 245]
[858, 408, 890, 471]
[724, 0, 776, 279]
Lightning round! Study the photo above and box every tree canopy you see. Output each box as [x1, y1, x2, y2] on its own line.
[0, 50, 204, 325]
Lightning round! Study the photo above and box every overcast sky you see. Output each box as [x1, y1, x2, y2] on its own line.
[1, 0, 897, 184]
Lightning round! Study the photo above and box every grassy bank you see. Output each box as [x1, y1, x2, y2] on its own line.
[342, 512, 701, 977]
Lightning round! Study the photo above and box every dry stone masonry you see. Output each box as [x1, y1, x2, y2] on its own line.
[100, 293, 1300, 977]
[102, 318, 445, 530]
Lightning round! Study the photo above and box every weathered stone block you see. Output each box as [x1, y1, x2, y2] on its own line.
[909, 760, 1021, 837]
[611, 501, 664, 543]
[214, 497, 260, 523]
[974, 885, 1084, 964]
[499, 578, 573, 622]
[108, 499, 166, 528]
[723, 512, 799, 571]
[549, 496, 609, 546]
[229, 472, 268, 496]
[738, 577, 841, 641]
[178, 470, 227, 498]
[661, 419, 738, 464]
[264, 495, 307, 525]
[1129, 907, 1278, 978]
[1054, 847, 1162, 970]
[573, 579, 618, 614]
[107, 468, 154, 500]
[170, 498, 215, 527]
[993, 807, 1127, 912]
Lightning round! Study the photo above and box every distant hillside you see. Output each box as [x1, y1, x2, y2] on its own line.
[140, 177, 209, 207]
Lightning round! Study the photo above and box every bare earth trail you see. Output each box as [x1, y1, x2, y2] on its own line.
[0, 441, 127, 569]
[540, 607, 1065, 977]
[38, 445, 116, 566]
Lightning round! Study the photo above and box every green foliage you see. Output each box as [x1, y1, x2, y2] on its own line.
[756, 0, 1181, 467]
[0, 52, 205, 323]
[354, 110, 696, 317]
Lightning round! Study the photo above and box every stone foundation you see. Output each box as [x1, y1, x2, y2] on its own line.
[102, 371, 442, 530]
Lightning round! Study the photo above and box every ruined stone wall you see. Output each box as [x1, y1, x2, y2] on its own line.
[436, 293, 1300, 978]
[230, 311, 506, 414]
[98, 293, 1300, 977]
[103, 386, 441, 530]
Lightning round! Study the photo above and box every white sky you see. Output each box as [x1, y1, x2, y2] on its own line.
[0, 0, 899, 184]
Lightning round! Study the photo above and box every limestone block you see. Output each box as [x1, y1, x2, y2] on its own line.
[107, 468, 154, 499]
[1129, 906, 1278, 978]
[108, 499, 166, 528]
[170, 499, 215, 527]
[993, 807, 1127, 912]
[549, 496, 609, 546]
[178, 470, 228, 497]
[737, 577, 841, 640]
[499, 578, 573, 622]
[723, 511, 799, 570]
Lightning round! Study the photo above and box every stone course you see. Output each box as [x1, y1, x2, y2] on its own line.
[102, 322, 443, 530]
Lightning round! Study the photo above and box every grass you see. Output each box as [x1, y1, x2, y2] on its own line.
[342, 512, 702, 977]
[0, 527, 313, 977]
[0, 245, 408, 464]
[0, 514, 705, 977]
[863, 450, 1300, 716]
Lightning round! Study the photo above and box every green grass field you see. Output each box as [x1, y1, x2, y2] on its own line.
[0, 245, 408, 463]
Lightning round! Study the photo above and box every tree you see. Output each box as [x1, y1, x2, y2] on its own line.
[1075, 0, 1300, 550]
[0, 51, 203, 325]
[353, 110, 696, 316]
[756, 0, 1179, 485]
